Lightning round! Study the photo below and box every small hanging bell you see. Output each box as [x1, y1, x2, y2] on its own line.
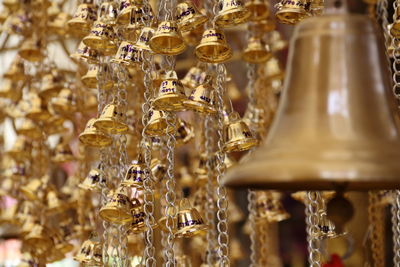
[67, 2, 97, 36]
[39, 71, 64, 100]
[151, 158, 167, 183]
[269, 30, 288, 52]
[214, 0, 250, 27]
[16, 118, 41, 140]
[181, 66, 207, 90]
[152, 70, 187, 111]
[185, 82, 217, 114]
[79, 168, 107, 191]
[7, 137, 32, 161]
[98, 1, 118, 24]
[195, 28, 232, 63]
[149, 20, 187, 55]
[99, 187, 134, 224]
[316, 211, 338, 239]
[310, 0, 324, 15]
[133, 26, 155, 52]
[20, 178, 44, 201]
[18, 37, 44, 62]
[79, 118, 113, 147]
[74, 236, 102, 265]
[3, 56, 25, 81]
[112, 40, 141, 65]
[24, 224, 54, 254]
[52, 138, 75, 163]
[94, 103, 129, 134]
[242, 37, 272, 64]
[175, 118, 195, 145]
[176, 1, 208, 32]
[265, 56, 284, 81]
[245, 0, 270, 21]
[176, 198, 208, 238]
[81, 64, 114, 89]
[70, 41, 99, 63]
[116, 0, 136, 25]
[127, 198, 148, 234]
[49, 88, 77, 116]
[48, 12, 71, 36]
[46, 186, 66, 214]
[275, 0, 310, 25]
[255, 191, 290, 222]
[121, 155, 149, 188]
[223, 112, 259, 152]
[83, 20, 117, 52]
[144, 109, 173, 136]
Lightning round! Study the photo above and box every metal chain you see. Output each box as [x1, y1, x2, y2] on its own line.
[258, 221, 269, 266]
[141, 50, 157, 267]
[214, 63, 230, 267]
[368, 191, 385, 267]
[391, 191, 400, 266]
[247, 190, 257, 267]
[164, 111, 177, 267]
[395, 191, 400, 266]
[391, 0, 400, 99]
[306, 191, 322, 267]
[205, 115, 217, 266]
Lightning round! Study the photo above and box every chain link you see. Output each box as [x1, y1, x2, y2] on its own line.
[247, 190, 257, 267]
[395, 191, 400, 265]
[306, 191, 322, 267]
[368, 191, 385, 267]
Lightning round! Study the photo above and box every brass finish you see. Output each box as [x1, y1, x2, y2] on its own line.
[122, 158, 148, 188]
[83, 21, 116, 52]
[70, 41, 99, 63]
[149, 20, 187, 55]
[275, 0, 310, 25]
[195, 28, 232, 63]
[224, 14, 400, 190]
[152, 71, 187, 111]
[144, 109, 173, 136]
[99, 188, 134, 224]
[79, 168, 107, 191]
[176, 1, 208, 32]
[175, 198, 208, 238]
[79, 118, 113, 147]
[133, 26, 155, 52]
[94, 103, 129, 134]
[214, 0, 250, 27]
[242, 37, 272, 63]
[175, 118, 195, 144]
[185, 82, 216, 114]
[223, 112, 259, 152]
[245, 0, 270, 21]
[18, 37, 44, 62]
[67, 3, 97, 36]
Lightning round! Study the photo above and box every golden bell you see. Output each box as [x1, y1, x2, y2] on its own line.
[149, 20, 187, 55]
[269, 30, 288, 52]
[391, 20, 400, 38]
[81, 64, 114, 89]
[265, 56, 284, 81]
[152, 70, 187, 111]
[18, 37, 44, 62]
[116, 0, 136, 25]
[275, 0, 310, 25]
[112, 40, 141, 65]
[79, 168, 107, 191]
[121, 156, 149, 188]
[16, 118, 41, 140]
[245, 0, 270, 21]
[179, 166, 194, 188]
[185, 82, 216, 114]
[176, 1, 208, 32]
[242, 37, 272, 63]
[80, 119, 113, 147]
[83, 20, 116, 51]
[2, 0, 19, 10]
[94, 103, 129, 134]
[7, 137, 32, 161]
[144, 109, 172, 136]
[223, 12, 400, 190]
[24, 224, 53, 254]
[181, 66, 207, 90]
[39, 71, 64, 100]
[176, 198, 208, 238]
[133, 26, 155, 52]
[46, 186, 65, 214]
[49, 88, 77, 116]
[214, 0, 250, 27]
[48, 12, 71, 35]
[0, 79, 21, 102]
[316, 212, 337, 239]
[67, 3, 97, 36]
[3, 56, 25, 81]
[195, 28, 232, 63]
[70, 41, 99, 63]
[127, 198, 148, 234]
[52, 139, 75, 163]
[98, 1, 118, 24]
[255, 191, 290, 222]
[175, 118, 195, 145]
[99, 187, 134, 224]
[74, 237, 102, 265]
[223, 112, 259, 152]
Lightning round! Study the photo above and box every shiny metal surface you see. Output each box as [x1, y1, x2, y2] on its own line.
[224, 14, 400, 190]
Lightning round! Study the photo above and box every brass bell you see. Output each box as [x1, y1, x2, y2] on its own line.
[18, 37, 44, 62]
[116, 0, 137, 25]
[7, 137, 32, 161]
[152, 70, 187, 111]
[94, 103, 129, 134]
[255, 191, 290, 222]
[181, 66, 207, 90]
[49, 88, 77, 116]
[24, 224, 54, 254]
[316, 211, 338, 239]
[214, 0, 250, 27]
[3, 56, 25, 81]
[195, 28, 232, 63]
[185, 82, 217, 114]
[121, 156, 149, 188]
[79, 168, 107, 191]
[98, 0, 118, 24]
[265, 56, 284, 81]
[127, 198, 149, 234]
[46, 186, 65, 214]
[223, 10, 400, 190]
[242, 37, 272, 64]
[175, 198, 208, 238]
[245, 0, 270, 21]
[74, 236, 102, 265]
[48, 12, 71, 36]
[275, 0, 310, 25]
[67, 2, 97, 36]
[269, 30, 288, 52]
[16, 118, 42, 139]
[223, 112, 259, 152]
[70, 41, 99, 63]
[39, 71, 64, 100]
[149, 20, 187, 55]
[144, 109, 172, 136]
[175, 117, 195, 145]
[83, 20, 116, 52]
[99, 187, 134, 224]
[81, 64, 114, 89]
[176, 1, 208, 32]
[79, 118, 113, 147]
[52, 138, 75, 163]
[112, 40, 141, 65]
[133, 26, 155, 52]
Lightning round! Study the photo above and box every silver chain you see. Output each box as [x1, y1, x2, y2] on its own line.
[306, 191, 322, 267]
[392, 1, 400, 99]
[247, 190, 257, 267]
[215, 63, 230, 267]
[392, 191, 400, 266]
[164, 111, 177, 267]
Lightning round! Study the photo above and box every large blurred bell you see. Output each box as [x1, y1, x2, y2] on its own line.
[176, 1, 208, 32]
[214, 0, 250, 27]
[223, 112, 259, 152]
[175, 198, 207, 238]
[223, 11, 400, 190]
[79, 118, 113, 147]
[152, 71, 187, 111]
[195, 28, 232, 63]
[149, 20, 187, 55]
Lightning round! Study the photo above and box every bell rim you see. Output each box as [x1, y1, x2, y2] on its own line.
[178, 15, 208, 33]
[93, 119, 129, 134]
[79, 132, 113, 147]
[243, 50, 272, 64]
[215, 9, 251, 27]
[149, 38, 187, 55]
[223, 138, 259, 152]
[152, 95, 187, 112]
[184, 99, 216, 114]
[175, 224, 208, 238]
[99, 208, 133, 224]
[144, 120, 171, 136]
[195, 46, 232, 63]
